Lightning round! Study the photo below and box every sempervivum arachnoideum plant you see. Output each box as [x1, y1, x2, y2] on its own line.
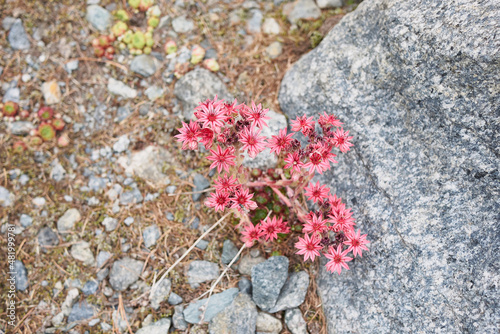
[51, 118, 65, 131]
[13, 141, 27, 153]
[2, 101, 19, 118]
[38, 106, 54, 121]
[38, 123, 56, 141]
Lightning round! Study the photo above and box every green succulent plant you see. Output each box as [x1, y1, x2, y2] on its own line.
[39, 123, 56, 141]
[132, 31, 146, 49]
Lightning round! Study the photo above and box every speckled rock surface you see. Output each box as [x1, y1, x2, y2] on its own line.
[279, 0, 500, 333]
[208, 293, 258, 334]
[174, 67, 233, 119]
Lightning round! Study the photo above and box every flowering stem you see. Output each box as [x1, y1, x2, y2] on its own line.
[149, 212, 232, 299]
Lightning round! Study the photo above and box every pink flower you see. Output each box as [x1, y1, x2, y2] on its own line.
[198, 128, 214, 149]
[175, 121, 199, 150]
[283, 152, 304, 173]
[268, 128, 294, 155]
[332, 128, 353, 153]
[239, 126, 267, 158]
[291, 115, 315, 135]
[206, 145, 236, 173]
[327, 194, 343, 212]
[260, 216, 281, 241]
[318, 112, 343, 128]
[303, 151, 330, 174]
[222, 99, 243, 120]
[324, 245, 353, 274]
[302, 213, 328, 234]
[205, 191, 230, 212]
[344, 229, 370, 257]
[329, 206, 355, 232]
[196, 100, 226, 133]
[194, 95, 224, 118]
[241, 223, 264, 247]
[295, 233, 323, 262]
[230, 188, 258, 211]
[214, 174, 239, 194]
[245, 101, 271, 128]
[304, 181, 330, 203]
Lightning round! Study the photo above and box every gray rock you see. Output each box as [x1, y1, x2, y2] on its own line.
[117, 146, 173, 186]
[251, 256, 289, 311]
[96, 250, 112, 268]
[0, 186, 14, 207]
[8, 19, 30, 50]
[168, 292, 183, 305]
[265, 41, 283, 59]
[32, 196, 46, 207]
[262, 18, 281, 35]
[116, 106, 132, 122]
[2, 87, 20, 103]
[284, 0, 321, 23]
[57, 209, 82, 233]
[269, 271, 309, 313]
[109, 257, 144, 291]
[173, 305, 188, 330]
[108, 78, 137, 99]
[20, 214, 32, 228]
[238, 254, 266, 276]
[101, 217, 118, 231]
[38, 227, 59, 247]
[221, 240, 239, 264]
[2, 17, 16, 30]
[317, 0, 343, 8]
[143, 224, 161, 248]
[130, 55, 160, 77]
[145, 86, 164, 101]
[124, 216, 134, 226]
[88, 175, 106, 192]
[174, 67, 233, 119]
[14, 260, 29, 291]
[136, 318, 171, 334]
[82, 280, 99, 295]
[67, 300, 96, 323]
[9, 121, 34, 136]
[279, 0, 500, 332]
[113, 135, 130, 153]
[70, 242, 95, 266]
[196, 239, 209, 250]
[119, 188, 143, 205]
[86, 5, 111, 32]
[192, 173, 210, 201]
[187, 260, 219, 288]
[246, 9, 263, 34]
[172, 15, 194, 33]
[284, 308, 307, 334]
[183, 288, 239, 324]
[150, 278, 171, 310]
[242, 110, 287, 170]
[238, 277, 252, 295]
[209, 293, 258, 334]
[19, 174, 30, 185]
[65, 60, 79, 73]
[50, 160, 66, 182]
[256, 312, 282, 333]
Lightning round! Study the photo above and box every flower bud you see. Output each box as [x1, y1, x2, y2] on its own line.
[203, 58, 220, 72]
[190, 45, 206, 65]
[164, 40, 177, 55]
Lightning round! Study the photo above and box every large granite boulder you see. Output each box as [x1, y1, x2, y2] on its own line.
[279, 0, 499, 333]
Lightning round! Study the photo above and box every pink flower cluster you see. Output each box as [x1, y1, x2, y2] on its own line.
[175, 96, 368, 275]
